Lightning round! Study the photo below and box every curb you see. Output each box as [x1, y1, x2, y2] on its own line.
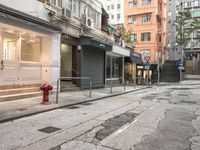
[0, 86, 151, 124]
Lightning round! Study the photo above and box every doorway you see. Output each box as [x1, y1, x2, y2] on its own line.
[0, 32, 19, 85]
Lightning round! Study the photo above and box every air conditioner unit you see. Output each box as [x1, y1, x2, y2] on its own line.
[85, 17, 94, 29]
[62, 8, 71, 19]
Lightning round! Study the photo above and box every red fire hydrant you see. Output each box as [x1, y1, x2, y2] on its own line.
[40, 83, 53, 105]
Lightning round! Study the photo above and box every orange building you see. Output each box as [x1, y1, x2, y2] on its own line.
[124, 0, 167, 65]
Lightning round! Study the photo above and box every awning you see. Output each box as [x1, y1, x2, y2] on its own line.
[0, 4, 61, 32]
[125, 51, 143, 64]
[107, 45, 130, 57]
[80, 36, 112, 51]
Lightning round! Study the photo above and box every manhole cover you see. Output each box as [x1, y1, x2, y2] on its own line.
[80, 102, 92, 106]
[180, 100, 197, 104]
[66, 106, 80, 109]
[38, 126, 61, 133]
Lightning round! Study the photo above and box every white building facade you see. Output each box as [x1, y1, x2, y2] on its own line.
[102, 0, 124, 25]
[0, 0, 61, 88]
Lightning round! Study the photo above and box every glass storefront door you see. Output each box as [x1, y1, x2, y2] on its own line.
[0, 28, 42, 85]
[0, 32, 19, 84]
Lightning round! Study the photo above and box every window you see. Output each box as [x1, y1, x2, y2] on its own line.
[142, 14, 151, 22]
[81, 2, 101, 28]
[106, 55, 123, 78]
[192, 10, 200, 17]
[50, 0, 62, 7]
[111, 15, 114, 19]
[128, 16, 136, 24]
[3, 32, 17, 61]
[63, 0, 80, 17]
[184, 1, 192, 8]
[21, 35, 41, 62]
[107, 5, 110, 10]
[130, 34, 137, 42]
[117, 4, 120, 9]
[117, 14, 120, 19]
[194, 0, 200, 6]
[142, 0, 151, 6]
[141, 32, 151, 41]
[111, 4, 114, 9]
[129, 0, 137, 8]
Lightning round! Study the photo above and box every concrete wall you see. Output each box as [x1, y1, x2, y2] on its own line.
[0, 0, 49, 20]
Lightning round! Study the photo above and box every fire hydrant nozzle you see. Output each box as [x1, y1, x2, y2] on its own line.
[40, 83, 53, 105]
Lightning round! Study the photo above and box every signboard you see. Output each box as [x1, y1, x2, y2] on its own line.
[141, 50, 150, 63]
[178, 66, 185, 70]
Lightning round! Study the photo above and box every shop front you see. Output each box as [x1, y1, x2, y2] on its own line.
[0, 4, 61, 88]
[106, 45, 130, 86]
[125, 51, 143, 85]
[80, 36, 112, 89]
[60, 34, 80, 89]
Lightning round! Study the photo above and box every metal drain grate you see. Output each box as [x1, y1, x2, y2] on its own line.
[170, 88, 191, 90]
[80, 102, 92, 106]
[17, 108, 28, 111]
[157, 97, 170, 100]
[180, 100, 197, 104]
[142, 96, 156, 100]
[177, 94, 189, 96]
[66, 106, 80, 109]
[38, 126, 61, 133]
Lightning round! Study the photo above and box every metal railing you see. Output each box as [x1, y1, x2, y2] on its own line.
[56, 77, 92, 103]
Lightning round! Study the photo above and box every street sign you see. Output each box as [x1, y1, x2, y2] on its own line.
[178, 63, 183, 67]
[178, 66, 185, 70]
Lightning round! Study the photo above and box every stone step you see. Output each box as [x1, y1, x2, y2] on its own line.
[0, 91, 42, 102]
[0, 87, 40, 96]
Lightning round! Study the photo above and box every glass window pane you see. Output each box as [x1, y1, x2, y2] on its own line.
[106, 55, 111, 78]
[3, 32, 17, 61]
[21, 35, 41, 62]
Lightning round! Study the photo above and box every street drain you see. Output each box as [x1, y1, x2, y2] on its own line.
[95, 112, 138, 141]
[177, 94, 189, 96]
[17, 108, 28, 111]
[66, 106, 80, 109]
[142, 96, 156, 100]
[170, 88, 191, 90]
[80, 102, 92, 106]
[157, 97, 170, 100]
[180, 100, 197, 104]
[38, 126, 61, 133]
[151, 93, 158, 95]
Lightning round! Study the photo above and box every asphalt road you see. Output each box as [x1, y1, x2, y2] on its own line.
[0, 84, 200, 150]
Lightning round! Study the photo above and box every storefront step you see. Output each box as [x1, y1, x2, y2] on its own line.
[0, 87, 40, 96]
[0, 91, 42, 102]
[0, 84, 41, 90]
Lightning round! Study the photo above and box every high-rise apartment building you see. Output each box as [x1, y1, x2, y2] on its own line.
[124, 0, 167, 65]
[167, 0, 179, 60]
[176, 0, 200, 75]
[103, 0, 124, 25]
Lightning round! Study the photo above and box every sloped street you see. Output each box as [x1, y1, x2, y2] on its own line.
[0, 82, 200, 150]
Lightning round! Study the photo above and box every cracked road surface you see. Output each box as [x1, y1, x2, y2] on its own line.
[0, 84, 200, 150]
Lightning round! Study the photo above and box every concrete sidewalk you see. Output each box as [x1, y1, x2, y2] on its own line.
[0, 85, 150, 123]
